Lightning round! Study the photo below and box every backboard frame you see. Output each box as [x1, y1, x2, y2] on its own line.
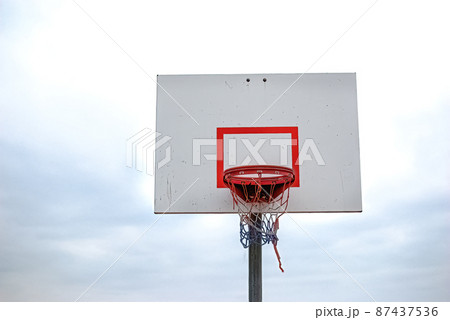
[216, 126, 300, 188]
[154, 73, 362, 214]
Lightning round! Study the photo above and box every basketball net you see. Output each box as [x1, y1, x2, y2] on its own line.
[223, 166, 294, 272]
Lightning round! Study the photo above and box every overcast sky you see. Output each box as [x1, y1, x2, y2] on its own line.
[0, 0, 449, 302]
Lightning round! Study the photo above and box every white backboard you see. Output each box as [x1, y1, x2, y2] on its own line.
[154, 73, 362, 213]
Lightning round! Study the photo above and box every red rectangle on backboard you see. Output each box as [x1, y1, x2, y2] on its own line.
[216, 126, 300, 188]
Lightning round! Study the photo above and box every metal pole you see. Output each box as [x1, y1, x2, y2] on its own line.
[248, 213, 262, 302]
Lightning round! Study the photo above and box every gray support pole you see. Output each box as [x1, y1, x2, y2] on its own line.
[248, 214, 262, 302]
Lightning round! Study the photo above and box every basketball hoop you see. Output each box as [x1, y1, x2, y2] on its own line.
[223, 165, 295, 272]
